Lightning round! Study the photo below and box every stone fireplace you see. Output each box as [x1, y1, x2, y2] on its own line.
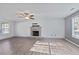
[31, 23, 41, 36]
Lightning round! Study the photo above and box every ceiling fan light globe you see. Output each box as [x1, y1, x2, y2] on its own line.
[25, 17, 30, 19]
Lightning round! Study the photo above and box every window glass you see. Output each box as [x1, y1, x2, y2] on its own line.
[0, 23, 1, 33]
[72, 16, 79, 38]
[2, 23, 10, 34]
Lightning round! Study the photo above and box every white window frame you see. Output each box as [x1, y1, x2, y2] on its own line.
[0, 22, 10, 34]
[72, 16, 79, 39]
[0, 23, 1, 33]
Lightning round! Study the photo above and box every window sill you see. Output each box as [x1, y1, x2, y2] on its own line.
[72, 35, 79, 39]
[0, 33, 10, 35]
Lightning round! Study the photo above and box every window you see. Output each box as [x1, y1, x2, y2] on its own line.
[0, 23, 1, 33]
[2, 23, 10, 34]
[72, 16, 79, 38]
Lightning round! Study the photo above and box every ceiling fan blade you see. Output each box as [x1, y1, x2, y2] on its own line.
[30, 17, 35, 20]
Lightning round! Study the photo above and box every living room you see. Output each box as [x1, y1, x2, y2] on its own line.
[0, 3, 79, 55]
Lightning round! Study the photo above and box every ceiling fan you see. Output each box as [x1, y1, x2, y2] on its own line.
[16, 10, 34, 20]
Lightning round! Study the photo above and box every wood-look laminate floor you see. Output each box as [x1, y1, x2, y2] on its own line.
[0, 37, 79, 55]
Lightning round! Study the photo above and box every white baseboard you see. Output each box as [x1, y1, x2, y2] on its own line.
[0, 36, 14, 40]
[15, 36, 64, 39]
[65, 38, 79, 48]
[14, 36, 64, 39]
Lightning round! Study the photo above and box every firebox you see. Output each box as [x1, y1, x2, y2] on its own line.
[33, 31, 39, 36]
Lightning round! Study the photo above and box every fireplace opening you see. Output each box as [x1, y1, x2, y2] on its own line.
[33, 31, 39, 36]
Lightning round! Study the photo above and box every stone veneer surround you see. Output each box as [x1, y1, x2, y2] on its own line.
[31, 23, 41, 36]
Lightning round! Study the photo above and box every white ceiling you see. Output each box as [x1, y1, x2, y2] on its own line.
[0, 3, 79, 21]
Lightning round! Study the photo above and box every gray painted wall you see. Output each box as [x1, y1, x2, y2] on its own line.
[15, 18, 65, 38]
[65, 10, 79, 45]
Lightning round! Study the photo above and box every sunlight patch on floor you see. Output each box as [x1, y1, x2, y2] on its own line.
[30, 41, 49, 54]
